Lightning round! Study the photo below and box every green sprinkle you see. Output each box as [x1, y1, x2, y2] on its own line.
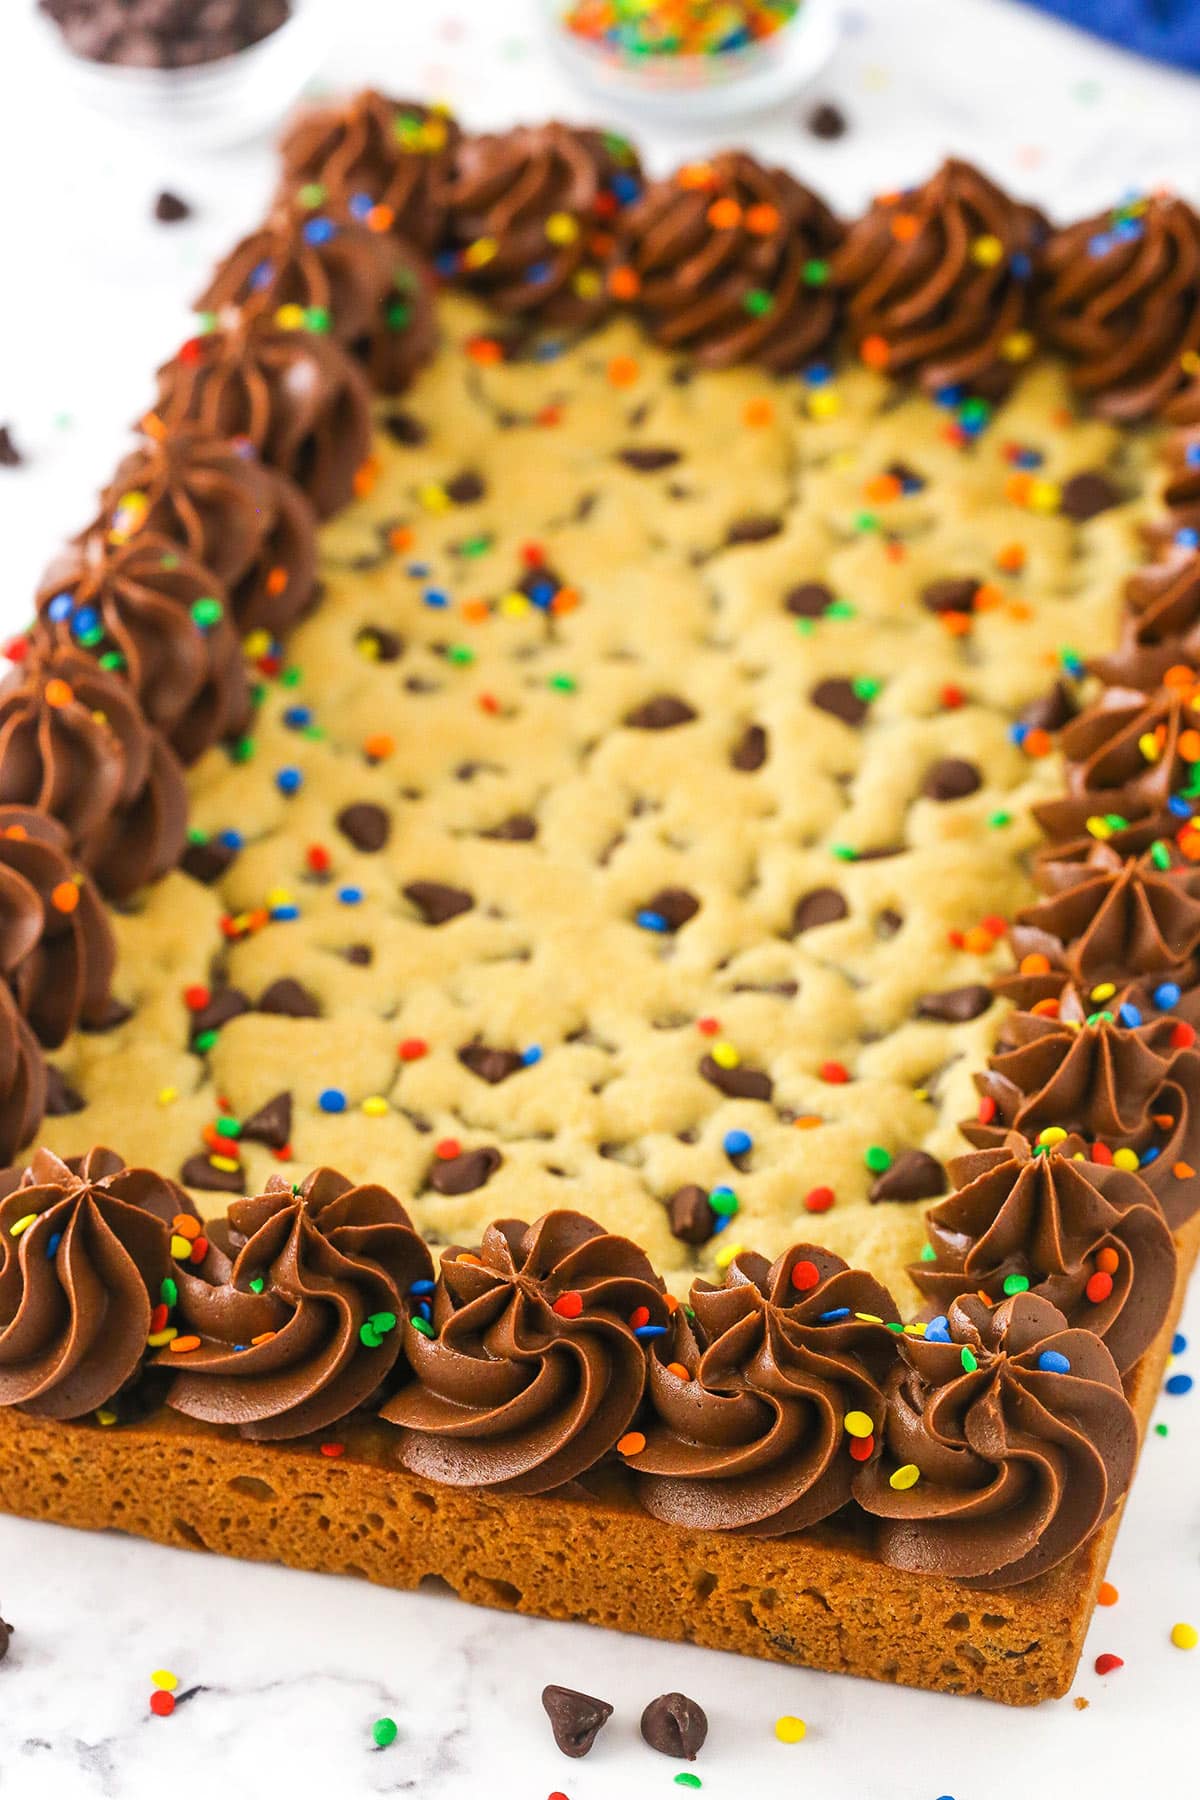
[743, 288, 773, 317]
[195, 310, 218, 335]
[548, 672, 576, 692]
[919, 1243, 936, 1263]
[160, 552, 180, 571]
[306, 305, 332, 334]
[446, 643, 475, 666]
[160, 1277, 178, 1307]
[280, 666, 302, 688]
[853, 510, 880, 534]
[864, 1145, 891, 1174]
[76, 624, 104, 648]
[298, 182, 326, 208]
[794, 617, 815, 636]
[825, 599, 856, 620]
[368, 1311, 398, 1336]
[250, 682, 267, 708]
[832, 844, 858, 862]
[215, 1116, 241, 1139]
[192, 1029, 218, 1054]
[410, 1315, 435, 1339]
[230, 735, 256, 764]
[372, 1717, 398, 1748]
[959, 397, 990, 428]
[961, 1347, 979, 1373]
[852, 676, 882, 702]
[249, 1276, 265, 1294]
[708, 1188, 739, 1218]
[803, 258, 829, 286]
[460, 534, 492, 559]
[988, 810, 1012, 829]
[1150, 840, 1171, 870]
[98, 650, 126, 671]
[675, 1777, 702, 1790]
[386, 300, 412, 331]
[359, 1323, 384, 1349]
[1155, 1422, 1169, 1437]
[1003, 1273, 1031, 1295]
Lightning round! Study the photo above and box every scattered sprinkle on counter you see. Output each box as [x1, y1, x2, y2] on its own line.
[1171, 1621, 1198, 1650]
[372, 1716, 398, 1747]
[774, 1714, 806, 1742]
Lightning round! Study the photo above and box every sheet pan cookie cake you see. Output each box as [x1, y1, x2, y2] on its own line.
[2, 92, 1200, 1705]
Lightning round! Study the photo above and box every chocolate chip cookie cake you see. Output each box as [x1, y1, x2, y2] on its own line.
[2, 93, 1200, 1705]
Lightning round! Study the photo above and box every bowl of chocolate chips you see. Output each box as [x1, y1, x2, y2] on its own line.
[33, 0, 338, 148]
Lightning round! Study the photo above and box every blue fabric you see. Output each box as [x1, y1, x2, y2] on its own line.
[1022, 1, 1200, 72]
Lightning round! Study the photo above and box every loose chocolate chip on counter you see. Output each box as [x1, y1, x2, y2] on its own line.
[916, 984, 994, 1022]
[869, 1148, 947, 1203]
[458, 1043, 525, 1084]
[811, 678, 868, 727]
[181, 835, 238, 884]
[923, 757, 982, 801]
[445, 470, 486, 504]
[240, 1091, 293, 1150]
[624, 695, 698, 730]
[699, 1056, 773, 1103]
[428, 1146, 502, 1195]
[807, 100, 848, 138]
[785, 580, 834, 618]
[726, 514, 782, 545]
[640, 1692, 708, 1761]
[640, 887, 700, 932]
[383, 411, 428, 446]
[189, 986, 252, 1042]
[404, 880, 474, 925]
[618, 446, 682, 471]
[541, 1685, 614, 1759]
[181, 1152, 246, 1193]
[668, 1184, 716, 1245]
[1019, 679, 1076, 733]
[336, 801, 391, 852]
[356, 624, 404, 661]
[481, 812, 538, 841]
[153, 190, 192, 223]
[0, 1609, 12, 1662]
[730, 723, 767, 771]
[792, 886, 848, 933]
[921, 577, 980, 615]
[1060, 470, 1122, 522]
[0, 425, 23, 468]
[258, 978, 321, 1018]
[45, 1065, 85, 1115]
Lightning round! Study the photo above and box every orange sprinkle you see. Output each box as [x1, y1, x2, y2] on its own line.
[1095, 1247, 1120, 1274]
[996, 543, 1026, 574]
[793, 1114, 823, 1130]
[938, 610, 973, 638]
[454, 1251, 484, 1267]
[250, 1331, 277, 1347]
[366, 203, 394, 233]
[1023, 727, 1052, 757]
[172, 1212, 201, 1240]
[1030, 998, 1061, 1017]
[860, 334, 890, 370]
[1178, 729, 1200, 762]
[1153, 1112, 1177, 1130]
[1175, 1161, 1196, 1179]
[51, 880, 79, 914]
[1098, 1581, 1119, 1607]
[663, 1292, 679, 1313]
[265, 566, 288, 597]
[44, 678, 74, 708]
[607, 355, 639, 388]
[388, 525, 415, 553]
[169, 1335, 201, 1354]
[2, 824, 27, 841]
[364, 732, 395, 761]
[141, 410, 167, 440]
[1020, 952, 1052, 975]
[461, 599, 490, 623]
[677, 162, 715, 190]
[617, 1431, 647, 1457]
[974, 582, 1005, 610]
[743, 398, 774, 428]
[1164, 664, 1197, 691]
[352, 457, 379, 499]
[890, 212, 920, 242]
[864, 473, 903, 504]
[963, 925, 996, 955]
[744, 202, 781, 236]
[608, 264, 639, 301]
[707, 197, 742, 230]
[465, 336, 504, 365]
[666, 1362, 690, 1381]
[1005, 472, 1034, 506]
[551, 586, 580, 615]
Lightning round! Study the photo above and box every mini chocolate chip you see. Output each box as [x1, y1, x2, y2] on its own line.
[445, 470, 485, 504]
[153, 189, 191, 223]
[429, 1146, 502, 1195]
[792, 886, 848, 933]
[482, 812, 538, 841]
[876, 907, 904, 938]
[668, 1183, 716, 1245]
[336, 801, 391, 852]
[1060, 470, 1122, 522]
[458, 1043, 525, 1084]
[44, 1065, 85, 1115]
[258, 978, 321, 1018]
[641, 887, 700, 931]
[785, 580, 834, 618]
[923, 757, 981, 801]
[345, 943, 373, 965]
[181, 1152, 245, 1193]
[356, 624, 403, 661]
[181, 836, 237, 884]
[383, 411, 428, 446]
[1019, 679, 1076, 733]
[854, 844, 904, 861]
[699, 1055, 773, 1102]
[618, 447, 681, 471]
[916, 984, 993, 1022]
[869, 1148, 947, 1202]
[240, 1091, 292, 1151]
[404, 880, 474, 925]
[640, 1692, 708, 1761]
[541, 1685, 614, 1759]
[807, 100, 848, 138]
[189, 986, 252, 1042]
[0, 1609, 12, 1660]
[921, 577, 980, 615]
[811, 678, 868, 726]
[625, 694, 697, 730]
[0, 425, 23, 468]
[726, 515, 781, 544]
[730, 723, 767, 771]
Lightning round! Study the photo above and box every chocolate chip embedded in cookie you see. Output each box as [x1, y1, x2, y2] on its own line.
[427, 1145, 502, 1195]
[404, 881, 474, 925]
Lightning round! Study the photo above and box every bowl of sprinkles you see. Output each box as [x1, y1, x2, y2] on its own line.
[551, 0, 838, 121]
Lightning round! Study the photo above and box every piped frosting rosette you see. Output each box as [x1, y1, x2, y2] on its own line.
[276, 92, 460, 252]
[0, 804, 115, 1048]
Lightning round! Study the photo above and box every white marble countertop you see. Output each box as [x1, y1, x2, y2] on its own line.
[0, 1, 1198, 1794]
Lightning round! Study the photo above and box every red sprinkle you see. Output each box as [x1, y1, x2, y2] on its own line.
[319, 1442, 345, 1458]
[978, 1096, 998, 1125]
[804, 1186, 835, 1214]
[1085, 1271, 1114, 1304]
[189, 1236, 209, 1265]
[306, 844, 331, 874]
[183, 984, 210, 1012]
[150, 1690, 176, 1717]
[1173, 1022, 1197, 1049]
[820, 1060, 849, 1084]
[697, 1016, 720, 1036]
[553, 1291, 584, 1320]
[434, 1138, 461, 1161]
[398, 1038, 428, 1061]
[1090, 1140, 1114, 1165]
[791, 1259, 821, 1291]
[1094, 1653, 1124, 1676]
[848, 1434, 875, 1462]
[149, 1303, 169, 1334]
[629, 1305, 650, 1329]
[941, 684, 965, 709]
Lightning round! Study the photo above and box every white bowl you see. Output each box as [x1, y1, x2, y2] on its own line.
[27, 0, 340, 151]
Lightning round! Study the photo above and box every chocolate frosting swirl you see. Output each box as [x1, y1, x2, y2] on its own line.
[1092, 540, 1200, 693]
[0, 645, 187, 899]
[630, 1244, 901, 1535]
[1034, 682, 1200, 847]
[163, 1168, 432, 1441]
[0, 987, 45, 1165]
[0, 805, 115, 1048]
[0, 1146, 192, 1420]
[1009, 841, 1200, 995]
[1038, 193, 1200, 420]
[381, 1211, 668, 1494]
[196, 203, 436, 396]
[962, 986, 1200, 1230]
[151, 317, 373, 521]
[833, 159, 1043, 395]
[614, 151, 842, 372]
[433, 122, 642, 328]
[91, 427, 317, 641]
[276, 92, 460, 252]
[854, 1293, 1136, 1585]
[36, 531, 251, 766]
[912, 1133, 1175, 1373]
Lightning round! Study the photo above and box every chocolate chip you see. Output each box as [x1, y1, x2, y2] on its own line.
[876, 907, 904, 938]
[640, 1692, 708, 1761]
[240, 1091, 292, 1150]
[730, 723, 767, 771]
[428, 1146, 502, 1195]
[258, 978, 321, 1018]
[181, 1152, 245, 1193]
[345, 943, 373, 965]
[404, 880, 474, 925]
[923, 758, 981, 801]
[190, 986, 252, 1042]
[446, 470, 485, 504]
[807, 100, 848, 138]
[1019, 679, 1076, 733]
[641, 887, 700, 932]
[356, 624, 403, 662]
[1060, 470, 1122, 522]
[181, 836, 237, 884]
[481, 813, 538, 841]
[44, 1065, 85, 1115]
[786, 581, 834, 618]
[869, 1149, 947, 1203]
[921, 577, 980, 615]
[0, 1609, 11, 1660]
[699, 1055, 773, 1102]
[792, 886, 848, 933]
[541, 1685, 613, 1759]
[336, 802, 391, 852]
[625, 695, 697, 730]
[82, 996, 133, 1032]
[668, 1184, 716, 1245]
[383, 411, 428, 447]
[458, 1043, 525, 1084]
[153, 189, 191, 223]
[618, 447, 681, 471]
[811, 678, 868, 726]
[726, 515, 781, 544]
[916, 984, 993, 1022]
[0, 426, 23, 468]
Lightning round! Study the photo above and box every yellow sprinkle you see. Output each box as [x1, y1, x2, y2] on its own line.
[1089, 982, 1116, 1002]
[418, 482, 452, 514]
[362, 1095, 389, 1117]
[1112, 1148, 1140, 1172]
[463, 236, 498, 269]
[170, 1235, 192, 1259]
[499, 591, 530, 617]
[95, 1408, 118, 1427]
[1029, 478, 1061, 514]
[544, 211, 579, 246]
[572, 267, 601, 299]
[1037, 1126, 1067, 1146]
[904, 1321, 928, 1336]
[774, 1715, 806, 1744]
[1001, 329, 1034, 362]
[151, 1669, 179, 1692]
[971, 233, 1004, 266]
[157, 1086, 178, 1107]
[147, 1328, 178, 1348]
[243, 628, 272, 659]
[714, 1239, 743, 1271]
[210, 1155, 240, 1174]
[889, 1462, 921, 1490]
[710, 1039, 740, 1070]
[1138, 731, 1161, 763]
[8, 1213, 37, 1238]
[1183, 349, 1200, 377]
[265, 886, 293, 909]
[912, 1088, 929, 1103]
[1086, 815, 1113, 840]
[274, 302, 307, 331]
[854, 1312, 884, 1324]
[1171, 1621, 1198, 1650]
[843, 1409, 874, 1439]
[807, 388, 841, 421]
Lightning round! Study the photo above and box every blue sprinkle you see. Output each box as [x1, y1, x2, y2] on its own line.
[818, 1307, 851, 1323]
[1168, 797, 1193, 820]
[636, 909, 669, 933]
[302, 216, 337, 245]
[1187, 445, 1200, 470]
[1037, 1350, 1072, 1375]
[1088, 232, 1113, 258]
[1013, 447, 1043, 470]
[72, 605, 100, 638]
[269, 903, 300, 921]
[217, 828, 244, 850]
[527, 578, 557, 610]
[410, 1278, 435, 1296]
[337, 885, 363, 905]
[422, 588, 449, 609]
[934, 384, 964, 409]
[723, 1128, 752, 1157]
[45, 1232, 61, 1258]
[1154, 981, 1182, 1009]
[611, 172, 640, 204]
[406, 561, 432, 578]
[1141, 1145, 1160, 1165]
[348, 192, 373, 220]
[283, 705, 312, 729]
[1118, 1003, 1142, 1028]
[434, 250, 459, 278]
[1177, 528, 1199, 550]
[250, 259, 275, 291]
[1173, 1331, 1188, 1355]
[1009, 722, 1030, 747]
[1112, 217, 1143, 242]
[275, 766, 303, 796]
[1165, 1372, 1194, 1396]
[1010, 250, 1032, 280]
[415, 1299, 432, 1322]
[712, 1211, 733, 1234]
[634, 1324, 668, 1341]
[925, 1315, 952, 1343]
[233, 1344, 247, 1353]
[521, 1045, 542, 1066]
[318, 1087, 347, 1114]
[530, 338, 567, 363]
[46, 591, 74, 622]
[804, 362, 832, 387]
[524, 259, 552, 286]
